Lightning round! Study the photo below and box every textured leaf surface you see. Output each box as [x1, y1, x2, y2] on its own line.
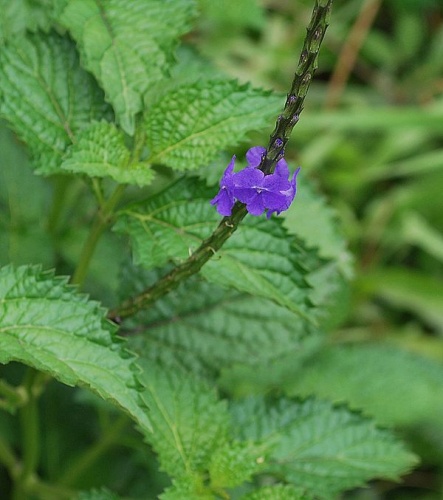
[241, 485, 313, 500]
[124, 267, 321, 389]
[62, 121, 154, 186]
[0, 265, 151, 432]
[137, 363, 229, 478]
[60, 0, 195, 134]
[0, 32, 110, 174]
[230, 397, 418, 498]
[115, 178, 314, 318]
[285, 343, 443, 427]
[0, 0, 51, 41]
[144, 80, 282, 170]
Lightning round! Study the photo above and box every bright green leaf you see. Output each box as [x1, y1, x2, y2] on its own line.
[230, 397, 418, 498]
[0, 265, 151, 433]
[285, 343, 443, 427]
[144, 79, 282, 170]
[62, 121, 154, 186]
[60, 0, 196, 134]
[0, 32, 110, 174]
[137, 363, 229, 478]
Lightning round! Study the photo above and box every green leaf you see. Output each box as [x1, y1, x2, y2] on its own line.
[137, 363, 229, 478]
[285, 343, 443, 427]
[0, 0, 52, 42]
[62, 121, 154, 186]
[60, 0, 196, 135]
[115, 178, 315, 319]
[144, 79, 282, 170]
[124, 266, 321, 390]
[209, 441, 261, 489]
[0, 265, 151, 433]
[241, 484, 314, 500]
[230, 397, 418, 498]
[0, 32, 110, 174]
[359, 267, 443, 333]
[160, 476, 213, 500]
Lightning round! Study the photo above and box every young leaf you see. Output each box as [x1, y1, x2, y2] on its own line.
[0, 32, 111, 174]
[124, 267, 321, 388]
[0, 265, 151, 433]
[160, 476, 213, 500]
[285, 343, 443, 427]
[230, 397, 418, 498]
[62, 121, 154, 186]
[115, 178, 315, 319]
[137, 363, 230, 479]
[59, 0, 196, 135]
[144, 80, 282, 170]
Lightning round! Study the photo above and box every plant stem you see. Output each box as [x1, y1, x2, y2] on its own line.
[0, 379, 26, 411]
[71, 184, 126, 287]
[0, 435, 19, 476]
[58, 414, 129, 487]
[109, 0, 333, 321]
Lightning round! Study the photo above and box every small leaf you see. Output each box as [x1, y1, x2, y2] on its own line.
[209, 441, 261, 489]
[230, 397, 418, 498]
[137, 363, 229, 478]
[62, 121, 154, 186]
[144, 79, 282, 170]
[0, 265, 151, 433]
[0, 32, 111, 174]
[115, 178, 315, 319]
[160, 476, 213, 500]
[60, 0, 196, 134]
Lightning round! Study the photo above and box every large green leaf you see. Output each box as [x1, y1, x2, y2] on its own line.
[144, 80, 282, 170]
[124, 266, 321, 390]
[60, 0, 196, 134]
[137, 363, 229, 479]
[62, 121, 154, 186]
[115, 178, 314, 319]
[0, 265, 151, 433]
[285, 343, 443, 427]
[230, 397, 418, 498]
[0, 32, 111, 174]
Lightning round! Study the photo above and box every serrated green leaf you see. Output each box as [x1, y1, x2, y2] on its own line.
[230, 397, 418, 498]
[60, 0, 196, 135]
[0, 0, 52, 42]
[137, 363, 229, 478]
[160, 476, 213, 500]
[115, 178, 314, 319]
[144, 80, 282, 170]
[0, 32, 111, 174]
[0, 265, 151, 433]
[62, 121, 154, 186]
[124, 266, 321, 390]
[285, 343, 443, 427]
[209, 441, 260, 489]
[241, 484, 313, 500]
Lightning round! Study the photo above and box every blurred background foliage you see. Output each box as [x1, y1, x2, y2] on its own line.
[196, 0, 443, 497]
[1, 0, 443, 498]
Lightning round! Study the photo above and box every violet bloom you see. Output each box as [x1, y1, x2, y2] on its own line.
[211, 146, 300, 218]
[210, 156, 236, 216]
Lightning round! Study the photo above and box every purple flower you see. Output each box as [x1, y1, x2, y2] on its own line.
[211, 147, 300, 218]
[210, 156, 236, 216]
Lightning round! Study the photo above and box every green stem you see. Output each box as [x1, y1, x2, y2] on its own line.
[0, 379, 26, 410]
[109, 0, 333, 321]
[58, 414, 128, 487]
[71, 184, 126, 287]
[0, 434, 19, 476]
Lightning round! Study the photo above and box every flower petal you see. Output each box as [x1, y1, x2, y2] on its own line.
[246, 146, 266, 168]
